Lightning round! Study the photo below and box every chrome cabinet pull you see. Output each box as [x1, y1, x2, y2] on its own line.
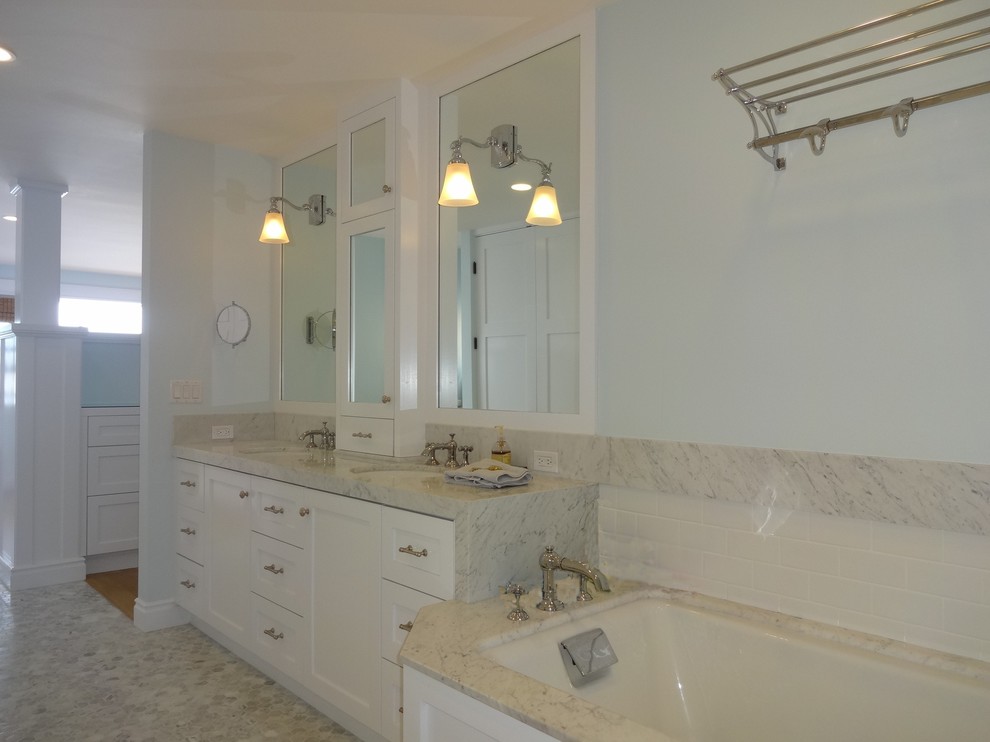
[399, 621, 413, 632]
[264, 628, 284, 641]
[381, 394, 391, 404]
[299, 507, 310, 517]
[180, 579, 195, 589]
[239, 490, 249, 499]
[180, 480, 196, 487]
[398, 545, 428, 558]
[179, 527, 196, 535]
[352, 432, 373, 439]
[263, 564, 284, 575]
[264, 505, 285, 514]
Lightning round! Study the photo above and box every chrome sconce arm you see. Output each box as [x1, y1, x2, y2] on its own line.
[439, 124, 562, 226]
[259, 193, 335, 244]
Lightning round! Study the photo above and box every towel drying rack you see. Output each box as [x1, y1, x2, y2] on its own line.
[713, 0, 990, 170]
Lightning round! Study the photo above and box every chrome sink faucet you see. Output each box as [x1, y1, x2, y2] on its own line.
[422, 433, 464, 468]
[299, 421, 335, 450]
[537, 546, 610, 612]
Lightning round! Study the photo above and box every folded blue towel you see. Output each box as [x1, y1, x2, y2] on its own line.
[443, 458, 533, 488]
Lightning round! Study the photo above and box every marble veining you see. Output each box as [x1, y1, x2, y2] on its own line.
[400, 578, 990, 742]
[425, 423, 990, 536]
[173, 440, 598, 603]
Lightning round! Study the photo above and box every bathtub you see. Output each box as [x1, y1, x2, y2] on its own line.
[400, 582, 990, 742]
[481, 595, 990, 742]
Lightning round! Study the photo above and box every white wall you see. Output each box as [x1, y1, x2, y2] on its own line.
[139, 131, 275, 620]
[596, 0, 990, 464]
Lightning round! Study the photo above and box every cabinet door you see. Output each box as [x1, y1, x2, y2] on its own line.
[204, 466, 252, 644]
[86, 492, 139, 555]
[304, 491, 382, 732]
[337, 212, 395, 423]
[340, 98, 395, 222]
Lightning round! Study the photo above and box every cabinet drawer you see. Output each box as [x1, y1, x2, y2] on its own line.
[176, 505, 206, 565]
[86, 492, 139, 555]
[87, 445, 139, 495]
[337, 415, 394, 456]
[381, 508, 454, 600]
[250, 532, 309, 617]
[174, 459, 205, 511]
[252, 478, 312, 549]
[250, 593, 308, 678]
[381, 658, 403, 742]
[176, 555, 204, 615]
[381, 579, 442, 664]
[87, 413, 139, 446]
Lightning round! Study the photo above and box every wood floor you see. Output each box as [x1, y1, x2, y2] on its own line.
[85, 568, 138, 620]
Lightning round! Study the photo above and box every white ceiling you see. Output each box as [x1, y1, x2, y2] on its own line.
[0, 0, 604, 279]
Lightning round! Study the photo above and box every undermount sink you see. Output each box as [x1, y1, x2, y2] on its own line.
[350, 465, 445, 485]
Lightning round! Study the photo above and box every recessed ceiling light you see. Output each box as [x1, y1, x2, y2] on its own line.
[0, 47, 15, 63]
[2, 215, 16, 222]
[510, 183, 532, 192]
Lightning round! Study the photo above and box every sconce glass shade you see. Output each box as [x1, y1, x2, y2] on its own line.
[259, 209, 290, 244]
[438, 161, 479, 207]
[525, 181, 562, 226]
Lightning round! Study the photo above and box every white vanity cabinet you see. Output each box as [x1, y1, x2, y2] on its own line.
[336, 83, 424, 458]
[304, 488, 383, 731]
[174, 459, 205, 613]
[379, 508, 454, 741]
[173, 457, 455, 742]
[82, 407, 140, 566]
[249, 478, 313, 679]
[203, 466, 253, 645]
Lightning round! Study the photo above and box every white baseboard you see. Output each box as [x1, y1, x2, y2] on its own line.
[0, 556, 86, 590]
[133, 597, 190, 632]
[85, 550, 138, 574]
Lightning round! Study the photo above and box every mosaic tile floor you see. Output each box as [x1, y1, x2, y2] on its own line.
[0, 580, 362, 741]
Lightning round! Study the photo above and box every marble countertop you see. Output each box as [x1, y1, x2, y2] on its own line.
[173, 440, 599, 602]
[399, 579, 990, 742]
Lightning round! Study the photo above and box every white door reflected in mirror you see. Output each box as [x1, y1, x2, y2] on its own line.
[438, 38, 580, 413]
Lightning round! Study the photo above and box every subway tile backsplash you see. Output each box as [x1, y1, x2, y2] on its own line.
[601, 487, 990, 663]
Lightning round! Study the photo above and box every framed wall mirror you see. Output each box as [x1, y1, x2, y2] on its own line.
[438, 37, 581, 414]
[280, 145, 337, 403]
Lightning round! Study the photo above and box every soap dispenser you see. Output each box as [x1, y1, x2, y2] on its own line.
[491, 425, 512, 465]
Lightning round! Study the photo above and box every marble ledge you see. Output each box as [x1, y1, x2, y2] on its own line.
[172, 440, 598, 603]
[400, 578, 990, 742]
[425, 424, 990, 536]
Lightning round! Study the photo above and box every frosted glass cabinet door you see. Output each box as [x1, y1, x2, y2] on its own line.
[340, 98, 395, 221]
[338, 212, 395, 419]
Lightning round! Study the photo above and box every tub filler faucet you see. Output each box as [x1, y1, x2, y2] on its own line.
[537, 546, 610, 612]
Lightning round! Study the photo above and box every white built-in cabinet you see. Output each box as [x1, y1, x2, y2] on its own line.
[174, 459, 453, 742]
[336, 86, 423, 457]
[82, 407, 140, 568]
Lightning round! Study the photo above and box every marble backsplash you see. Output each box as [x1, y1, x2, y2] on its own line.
[172, 414, 988, 537]
[426, 424, 990, 538]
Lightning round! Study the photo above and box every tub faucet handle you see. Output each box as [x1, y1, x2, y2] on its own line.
[503, 582, 530, 622]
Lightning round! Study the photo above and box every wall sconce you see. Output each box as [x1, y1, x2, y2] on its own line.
[438, 124, 562, 226]
[259, 194, 335, 245]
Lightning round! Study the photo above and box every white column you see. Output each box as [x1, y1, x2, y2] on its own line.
[0, 179, 87, 590]
[12, 179, 67, 325]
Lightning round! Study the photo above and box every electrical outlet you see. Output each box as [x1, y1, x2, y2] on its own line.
[533, 450, 559, 473]
[212, 425, 233, 440]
